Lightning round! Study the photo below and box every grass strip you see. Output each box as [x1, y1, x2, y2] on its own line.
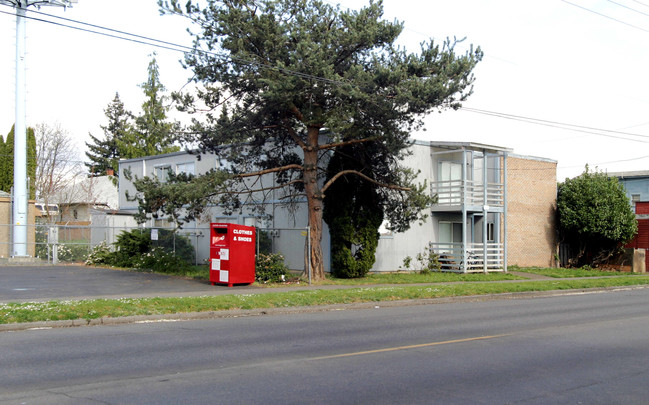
[2, 276, 649, 325]
[510, 267, 636, 278]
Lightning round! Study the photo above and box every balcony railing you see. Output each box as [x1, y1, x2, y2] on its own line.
[431, 180, 504, 208]
[430, 242, 505, 273]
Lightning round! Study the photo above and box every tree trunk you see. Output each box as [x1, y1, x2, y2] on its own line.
[303, 126, 325, 281]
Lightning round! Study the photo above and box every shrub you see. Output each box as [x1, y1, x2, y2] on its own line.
[256, 253, 289, 283]
[87, 228, 194, 272]
[85, 241, 113, 265]
[56, 243, 90, 262]
[402, 246, 441, 274]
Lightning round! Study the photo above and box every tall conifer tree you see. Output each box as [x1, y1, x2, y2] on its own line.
[143, 0, 482, 280]
[85, 93, 132, 177]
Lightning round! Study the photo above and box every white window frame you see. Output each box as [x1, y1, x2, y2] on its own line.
[154, 164, 172, 183]
[176, 161, 195, 176]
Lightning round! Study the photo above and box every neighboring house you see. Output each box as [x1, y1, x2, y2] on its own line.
[51, 175, 119, 223]
[117, 140, 557, 273]
[608, 171, 649, 212]
[610, 171, 649, 271]
[45, 175, 119, 245]
[0, 190, 38, 258]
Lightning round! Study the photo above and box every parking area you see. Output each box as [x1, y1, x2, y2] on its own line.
[0, 265, 243, 303]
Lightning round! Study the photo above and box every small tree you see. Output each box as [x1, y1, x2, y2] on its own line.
[557, 166, 637, 266]
[35, 123, 83, 221]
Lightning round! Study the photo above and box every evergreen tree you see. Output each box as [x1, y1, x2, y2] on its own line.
[85, 93, 132, 177]
[0, 125, 37, 198]
[27, 127, 36, 199]
[0, 134, 5, 192]
[152, 0, 481, 280]
[323, 143, 385, 278]
[1, 126, 15, 194]
[85, 56, 179, 177]
[122, 54, 179, 158]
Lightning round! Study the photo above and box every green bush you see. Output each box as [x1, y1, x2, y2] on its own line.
[85, 241, 113, 265]
[402, 246, 441, 274]
[86, 228, 194, 272]
[256, 253, 289, 283]
[56, 243, 91, 262]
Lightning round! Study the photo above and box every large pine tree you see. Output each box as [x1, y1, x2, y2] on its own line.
[148, 0, 481, 279]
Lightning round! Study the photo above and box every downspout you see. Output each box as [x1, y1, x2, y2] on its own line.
[503, 152, 509, 272]
[461, 149, 468, 273]
[483, 152, 488, 273]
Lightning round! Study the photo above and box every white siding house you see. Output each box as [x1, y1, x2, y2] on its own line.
[117, 140, 557, 273]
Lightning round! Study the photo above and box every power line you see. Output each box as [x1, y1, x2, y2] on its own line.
[0, 5, 351, 87]
[630, 0, 649, 9]
[562, 0, 649, 34]
[606, 0, 649, 18]
[462, 107, 649, 144]
[3, 3, 648, 155]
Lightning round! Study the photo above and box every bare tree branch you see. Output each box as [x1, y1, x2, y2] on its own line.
[322, 169, 410, 194]
[234, 163, 303, 178]
[318, 136, 379, 151]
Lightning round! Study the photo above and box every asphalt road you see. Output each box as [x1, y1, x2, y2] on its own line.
[2, 286, 649, 404]
[0, 265, 221, 302]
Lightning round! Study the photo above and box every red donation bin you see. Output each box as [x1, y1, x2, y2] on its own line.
[209, 223, 256, 287]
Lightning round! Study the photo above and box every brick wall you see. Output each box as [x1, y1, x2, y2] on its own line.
[0, 197, 37, 258]
[507, 155, 557, 267]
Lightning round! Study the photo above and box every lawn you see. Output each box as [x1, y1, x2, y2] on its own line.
[2, 275, 649, 325]
[2, 266, 648, 325]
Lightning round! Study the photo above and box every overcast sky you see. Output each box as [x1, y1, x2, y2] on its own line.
[1, 0, 648, 181]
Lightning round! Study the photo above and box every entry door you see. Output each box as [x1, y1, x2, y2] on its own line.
[439, 221, 463, 253]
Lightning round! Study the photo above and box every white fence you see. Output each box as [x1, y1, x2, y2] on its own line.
[432, 180, 504, 207]
[430, 242, 505, 273]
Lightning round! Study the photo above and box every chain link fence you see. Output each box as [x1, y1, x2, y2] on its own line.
[0, 223, 309, 272]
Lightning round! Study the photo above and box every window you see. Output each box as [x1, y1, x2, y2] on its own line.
[438, 161, 462, 204]
[486, 222, 495, 242]
[439, 222, 463, 243]
[176, 162, 195, 176]
[155, 165, 172, 182]
[154, 218, 174, 228]
[632, 194, 641, 202]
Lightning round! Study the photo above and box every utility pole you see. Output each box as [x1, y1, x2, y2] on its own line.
[0, 0, 77, 257]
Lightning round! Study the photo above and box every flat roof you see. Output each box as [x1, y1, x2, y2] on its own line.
[607, 170, 649, 179]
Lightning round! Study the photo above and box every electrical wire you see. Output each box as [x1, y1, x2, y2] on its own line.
[562, 0, 649, 34]
[0, 5, 351, 87]
[606, 0, 649, 18]
[461, 107, 649, 144]
[3, 3, 648, 170]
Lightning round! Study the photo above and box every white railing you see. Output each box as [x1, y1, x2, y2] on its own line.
[430, 242, 505, 273]
[432, 180, 504, 208]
